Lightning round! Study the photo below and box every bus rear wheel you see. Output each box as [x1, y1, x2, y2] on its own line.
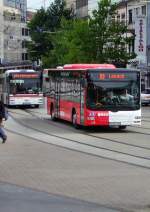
[51, 105, 56, 121]
[72, 112, 80, 129]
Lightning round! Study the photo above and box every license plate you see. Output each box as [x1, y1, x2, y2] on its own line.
[109, 122, 121, 126]
[23, 101, 30, 104]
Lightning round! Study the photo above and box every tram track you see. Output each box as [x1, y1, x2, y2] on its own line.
[9, 109, 150, 149]
[7, 109, 150, 169]
[24, 108, 150, 144]
[10, 108, 150, 134]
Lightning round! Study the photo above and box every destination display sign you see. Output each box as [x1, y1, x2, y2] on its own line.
[88, 71, 139, 81]
[12, 74, 39, 79]
[99, 73, 125, 80]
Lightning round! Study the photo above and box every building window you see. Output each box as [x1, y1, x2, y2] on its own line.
[121, 13, 125, 20]
[22, 53, 24, 60]
[128, 9, 132, 24]
[25, 28, 29, 36]
[25, 53, 28, 60]
[142, 5, 146, 16]
[22, 53, 28, 61]
[117, 14, 120, 22]
[22, 40, 26, 48]
[76, 0, 88, 9]
[21, 16, 26, 22]
[129, 38, 135, 54]
[121, 13, 125, 24]
[135, 7, 140, 16]
[22, 28, 29, 36]
[22, 28, 25, 36]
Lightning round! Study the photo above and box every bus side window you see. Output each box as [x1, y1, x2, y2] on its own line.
[81, 79, 87, 88]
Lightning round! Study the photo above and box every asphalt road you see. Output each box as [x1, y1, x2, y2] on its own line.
[0, 182, 116, 212]
[1, 105, 150, 212]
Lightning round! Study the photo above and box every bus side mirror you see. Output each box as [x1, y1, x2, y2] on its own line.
[8, 75, 12, 80]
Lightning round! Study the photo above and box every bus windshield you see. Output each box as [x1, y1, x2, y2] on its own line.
[9, 78, 41, 94]
[87, 71, 140, 111]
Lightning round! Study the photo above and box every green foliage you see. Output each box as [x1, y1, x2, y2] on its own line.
[27, 0, 136, 67]
[46, 18, 91, 67]
[27, 0, 73, 62]
[88, 0, 136, 65]
[45, 0, 136, 67]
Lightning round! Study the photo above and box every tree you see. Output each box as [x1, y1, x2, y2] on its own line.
[88, 0, 136, 65]
[27, 0, 73, 62]
[44, 18, 91, 67]
[27, 8, 49, 60]
[49, 0, 136, 67]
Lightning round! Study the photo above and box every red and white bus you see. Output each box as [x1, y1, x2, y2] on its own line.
[45, 64, 141, 129]
[0, 69, 43, 107]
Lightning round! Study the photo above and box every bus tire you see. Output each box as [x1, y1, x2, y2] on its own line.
[35, 104, 39, 108]
[72, 111, 80, 129]
[119, 126, 127, 130]
[51, 104, 56, 121]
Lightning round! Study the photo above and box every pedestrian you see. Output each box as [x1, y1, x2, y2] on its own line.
[0, 100, 7, 143]
[119, 89, 134, 103]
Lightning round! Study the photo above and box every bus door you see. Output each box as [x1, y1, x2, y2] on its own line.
[80, 77, 86, 125]
[54, 78, 60, 118]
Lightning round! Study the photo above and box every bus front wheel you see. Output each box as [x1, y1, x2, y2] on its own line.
[119, 126, 127, 130]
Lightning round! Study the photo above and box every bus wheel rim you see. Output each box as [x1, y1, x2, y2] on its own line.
[51, 109, 55, 119]
[73, 113, 77, 125]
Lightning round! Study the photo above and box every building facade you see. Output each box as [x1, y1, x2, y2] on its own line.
[65, 0, 150, 89]
[116, 0, 150, 89]
[0, 0, 29, 64]
[66, 0, 98, 18]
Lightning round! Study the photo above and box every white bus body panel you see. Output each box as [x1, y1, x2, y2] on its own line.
[9, 95, 43, 106]
[109, 110, 141, 126]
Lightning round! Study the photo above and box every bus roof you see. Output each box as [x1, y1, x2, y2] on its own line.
[63, 64, 116, 70]
[45, 64, 140, 73]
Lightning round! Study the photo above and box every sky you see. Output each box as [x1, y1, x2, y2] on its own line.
[27, 0, 53, 10]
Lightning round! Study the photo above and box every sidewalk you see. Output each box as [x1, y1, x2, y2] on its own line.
[0, 182, 117, 212]
[0, 116, 118, 212]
